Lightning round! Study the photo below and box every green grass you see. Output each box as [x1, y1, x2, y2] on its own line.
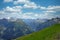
[16, 23, 60, 40]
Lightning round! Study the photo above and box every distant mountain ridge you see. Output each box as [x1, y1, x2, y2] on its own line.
[0, 17, 60, 40]
[0, 18, 33, 40]
[23, 17, 60, 31]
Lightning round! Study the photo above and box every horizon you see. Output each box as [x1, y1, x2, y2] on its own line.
[0, 17, 60, 20]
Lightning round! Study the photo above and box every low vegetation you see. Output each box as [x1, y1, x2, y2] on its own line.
[16, 23, 60, 40]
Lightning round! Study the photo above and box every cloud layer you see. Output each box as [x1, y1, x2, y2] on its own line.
[0, 0, 60, 19]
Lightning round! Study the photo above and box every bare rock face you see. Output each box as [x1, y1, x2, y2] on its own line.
[52, 17, 60, 23]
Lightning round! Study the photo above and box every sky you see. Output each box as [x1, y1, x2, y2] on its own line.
[0, 0, 60, 19]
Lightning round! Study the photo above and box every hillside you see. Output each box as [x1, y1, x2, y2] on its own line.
[16, 23, 60, 40]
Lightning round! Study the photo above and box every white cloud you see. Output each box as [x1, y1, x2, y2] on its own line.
[0, 11, 4, 14]
[4, 0, 39, 9]
[13, 0, 39, 9]
[14, 0, 29, 4]
[0, 5, 60, 19]
[4, 6, 22, 13]
[0, 6, 38, 19]
[40, 6, 46, 9]
[21, 12, 35, 19]
[23, 2, 38, 9]
[0, 6, 22, 19]
[47, 6, 60, 10]
[34, 14, 39, 17]
[2, 0, 60, 19]
[40, 6, 60, 11]
[4, 0, 13, 2]
[38, 6, 60, 19]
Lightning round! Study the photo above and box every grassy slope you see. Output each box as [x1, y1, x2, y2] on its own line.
[16, 23, 60, 40]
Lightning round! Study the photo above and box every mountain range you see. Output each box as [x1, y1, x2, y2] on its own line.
[0, 17, 60, 40]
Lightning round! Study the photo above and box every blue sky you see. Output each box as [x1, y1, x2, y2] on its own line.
[0, 0, 60, 19]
